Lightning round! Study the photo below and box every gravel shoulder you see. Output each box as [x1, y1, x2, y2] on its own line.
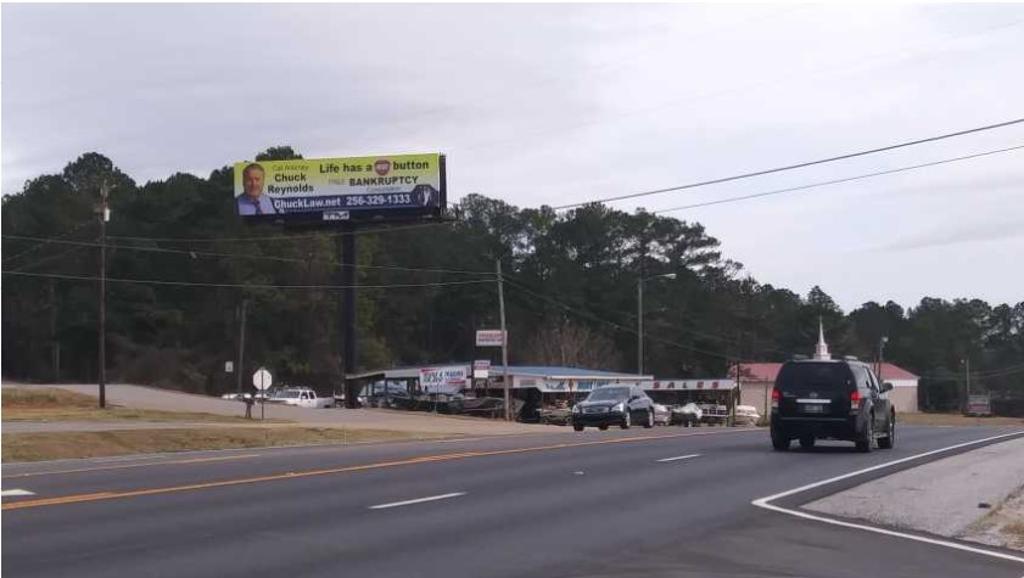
[805, 437, 1024, 551]
[3, 382, 563, 436]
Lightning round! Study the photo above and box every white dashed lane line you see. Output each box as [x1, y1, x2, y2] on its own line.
[656, 454, 702, 463]
[369, 492, 467, 510]
[1, 489, 36, 497]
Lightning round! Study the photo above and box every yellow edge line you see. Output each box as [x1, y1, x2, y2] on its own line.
[2, 454, 262, 479]
[2, 428, 756, 511]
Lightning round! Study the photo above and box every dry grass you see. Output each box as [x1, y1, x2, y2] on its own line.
[2, 426, 453, 462]
[1, 388, 262, 423]
[899, 412, 1024, 427]
[1004, 521, 1024, 548]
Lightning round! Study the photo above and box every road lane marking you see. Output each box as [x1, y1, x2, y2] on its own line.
[2, 454, 261, 479]
[752, 430, 1024, 564]
[656, 454, 701, 463]
[1, 489, 36, 497]
[369, 492, 466, 510]
[3, 427, 759, 511]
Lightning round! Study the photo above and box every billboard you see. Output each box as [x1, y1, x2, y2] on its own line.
[233, 153, 445, 223]
[419, 365, 469, 394]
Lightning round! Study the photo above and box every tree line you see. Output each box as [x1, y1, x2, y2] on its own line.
[3, 148, 1022, 412]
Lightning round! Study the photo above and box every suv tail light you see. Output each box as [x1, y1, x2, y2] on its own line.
[850, 389, 862, 412]
[771, 388, 780, 410]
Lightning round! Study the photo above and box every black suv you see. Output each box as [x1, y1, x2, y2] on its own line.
[770, 359, 895, 452]
[572, 385, 655, 431]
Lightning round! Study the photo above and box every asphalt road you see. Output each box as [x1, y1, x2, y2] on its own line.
[4, 425, 1023, 578]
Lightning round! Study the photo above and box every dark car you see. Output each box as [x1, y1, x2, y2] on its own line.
[572, 385, 655, 431]
[770, 359, 896, 452]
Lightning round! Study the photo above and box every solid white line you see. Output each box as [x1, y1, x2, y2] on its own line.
[656, 454, 702, 463]
[369, 492, 467, 510]
[751, 430, 1024, 564]
[1, 489, 36, 497]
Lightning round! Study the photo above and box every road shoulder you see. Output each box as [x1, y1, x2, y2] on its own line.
[805, 437, 1024, 552]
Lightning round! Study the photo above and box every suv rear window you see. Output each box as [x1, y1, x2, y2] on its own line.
[776, 363, 853, 394]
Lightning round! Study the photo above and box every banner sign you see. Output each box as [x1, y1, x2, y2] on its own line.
[419, 365, 469, 394]
[475, 330, 506, 347]
[234, 153, 445, 222]
[646, 379, 736, 391]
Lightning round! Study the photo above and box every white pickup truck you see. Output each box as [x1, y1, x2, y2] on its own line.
[267, 387, 335, 409]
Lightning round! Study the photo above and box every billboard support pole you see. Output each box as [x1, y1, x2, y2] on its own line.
[341, 226, 358, 408]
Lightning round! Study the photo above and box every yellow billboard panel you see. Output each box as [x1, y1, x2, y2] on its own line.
[233, 153, 444, 221]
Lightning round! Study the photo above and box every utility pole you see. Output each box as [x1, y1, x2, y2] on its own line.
[236, 299, 248, 396]
[497, 259, 510, 421]
[97, 182, 109, 409]
[964, 357, 971, 412]
[340, 227, 358, 408]
[637, 279, 644, 375]
[637, 273, 676, 376]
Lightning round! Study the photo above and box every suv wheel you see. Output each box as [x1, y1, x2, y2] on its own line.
[573, 424, 584, 432]
[799, 436, 815, 450]
[598, 424, 609, 431]
[878, 412, 895, 449]
[771, 428, 790, 451]
[856, 416, 875, 453]
[644, 409, 655, 429]
[621, 410, 631, 429]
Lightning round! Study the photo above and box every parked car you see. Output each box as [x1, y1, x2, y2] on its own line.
[734, 404, 761, 426]
[770, 358, 895, 452]
[538, 406, 573, 425]
[672, 402, 703, 427]
[265, 387, 335, 409]
[652, 403, 672, 426]
[571, 385, 655, 431]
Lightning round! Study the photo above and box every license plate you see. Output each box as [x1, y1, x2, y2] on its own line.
[803, 404, 826, 414]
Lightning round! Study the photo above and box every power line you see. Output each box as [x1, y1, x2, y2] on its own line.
[1, 270, 496, 291]
[502, 272, 795, 357]
[917, 363, 1024, 381]
[7, 245, 88, 273]
[552, 118, 1024, 210]
[1, 235, 494, 277]
[106, 220, 453, 244]
[501, 276, 737, 361]
[2, 219, 94, 266]
[653, 143, 1024, 214]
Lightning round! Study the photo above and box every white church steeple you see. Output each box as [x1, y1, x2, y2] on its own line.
[814, 317, 831, 360]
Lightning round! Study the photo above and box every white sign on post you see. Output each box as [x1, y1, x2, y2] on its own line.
[475, 330, 506, 347]
[252, 368, 273, 390]
[225, 361, 234, 373]
[473, 359, 491, 379]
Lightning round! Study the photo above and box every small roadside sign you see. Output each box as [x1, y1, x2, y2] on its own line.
[475, 330, 506, 347]
[225, 361, 234, 373]
[252, 367, 273, 391]
[473, 359, 491, 379]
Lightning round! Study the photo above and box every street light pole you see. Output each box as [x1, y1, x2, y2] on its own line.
[877, 336, 888, 380]
[496, 259, 510, 421]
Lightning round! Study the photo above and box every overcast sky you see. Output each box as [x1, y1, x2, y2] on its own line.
[3, 3, 1023, 311]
